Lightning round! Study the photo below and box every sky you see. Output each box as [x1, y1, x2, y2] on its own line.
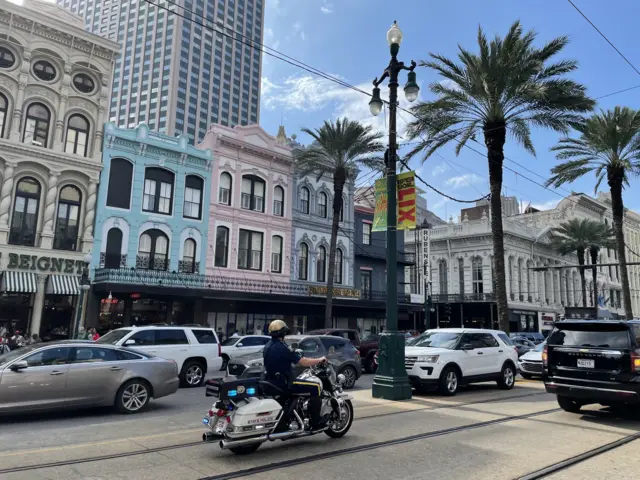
[259, 0, 640, 221]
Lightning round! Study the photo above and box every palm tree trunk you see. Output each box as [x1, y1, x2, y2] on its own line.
[325, 170, 346, 328]
[485, 123, 509, 332]
[590, 247, 599, 312]
[609, 176, 633, 320]
[577, 247, 587, 308]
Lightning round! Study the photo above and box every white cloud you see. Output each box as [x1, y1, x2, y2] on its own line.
[320, 1, 334, 14]
[530, 199, 560, 211]
[432, 163, 449, 176]
[444, 173, 484, 189]
[292, 21, 306, 41]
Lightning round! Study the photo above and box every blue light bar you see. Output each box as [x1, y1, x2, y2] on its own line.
[247, 387, 256, 395]
[228, 390, 237, 397]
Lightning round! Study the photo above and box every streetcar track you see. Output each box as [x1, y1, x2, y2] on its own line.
[0, 390, 549, 475]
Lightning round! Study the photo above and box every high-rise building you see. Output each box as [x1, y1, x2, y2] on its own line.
[57, 0, 264, 142]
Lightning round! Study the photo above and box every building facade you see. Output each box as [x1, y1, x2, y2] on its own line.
[58, 0, 264, 141]
[89, 123, 213, 331]
[0, 0, 119, 338]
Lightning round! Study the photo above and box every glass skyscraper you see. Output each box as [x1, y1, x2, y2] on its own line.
[57, 0, 263, 142]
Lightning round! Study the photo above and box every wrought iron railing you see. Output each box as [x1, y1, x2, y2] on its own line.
[178, 260, 200, 274]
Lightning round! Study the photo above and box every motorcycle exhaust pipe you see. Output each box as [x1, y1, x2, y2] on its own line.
[202, 432, 216, 442]
[219, 435, 268, 450]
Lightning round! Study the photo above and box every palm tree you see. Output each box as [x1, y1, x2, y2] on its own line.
[546, 107, 640, 320]
[294, 118, 384, 327]
[405, 21, 594, 332]
[551, 219, 615, 309]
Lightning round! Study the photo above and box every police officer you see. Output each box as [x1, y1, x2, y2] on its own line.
[263, 320, 327, 431]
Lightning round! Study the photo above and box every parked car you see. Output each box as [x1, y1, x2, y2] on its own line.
[306, 329, 379, 373]
[544, 320, 640, 413]
[405, 328, 519, 396]
[0, 341, 179, 414]
[97, 326, 222, 388]
[518, 342, 545, 378]
[511, 337, 537, 357]
[510, 332, 545, 344]
[220, 335, 270, 370]
[226, 335, 362, 389]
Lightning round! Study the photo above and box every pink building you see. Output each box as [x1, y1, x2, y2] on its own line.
[199, 125, 294, 283]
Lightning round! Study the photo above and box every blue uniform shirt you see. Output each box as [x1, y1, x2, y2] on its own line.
[263, 339, 301, 388]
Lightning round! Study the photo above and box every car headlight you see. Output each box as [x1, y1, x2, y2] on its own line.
[416, 355, 439, 363]
[246, 359, 264, 367]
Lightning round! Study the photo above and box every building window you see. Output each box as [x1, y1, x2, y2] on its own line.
[106, 158, 133, 209]
[181, 238, 196, 273]
[339, 203, 344, 222]
[361, 270, 372, 299]
[317, 245, 326, 282]
[137, 229, 169, 270]
[183, 175, 203, 219]
[517, 258, 523, 296]
[241, 175, 265, 212]
[73, 73, 95, 93]
[298, 242, 308, 280]
[0, 47, 15, 69]
[362, 222, 371, 245]
[0, 93, 7, 138]
[142, 168, 174, 215]
[273, 186, 284, 217]
[439, 260, 448, 295]
[32, 60, 56, 81]
[104, 228, 123, 269]
[22, 103, 50, 147]
[64, 114, 90, 157]
[9, 177, 41, 247]
[458, 258, 464, 295]
[318, 191, 327, 218]
[238, 229, 263, 270]
[53, 185, 82, 251]
[271, 235, 283, 273]
[214, 226, 229, 267]
[218, 172, 231, 205]
[335, 248, 343, 284]
[300, 187, 309, 214]
[472, 258, 484, 295]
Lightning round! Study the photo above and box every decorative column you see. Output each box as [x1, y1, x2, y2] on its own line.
[10, 50, 31, 142]
[82, 179, 98, 247]
[53, 95, 68, 152]
[0, 161, 17, 232]
[93, 107, 106, 159]
[560, 270, 566, 306]
[40, 170, 60, 249]
[505, 255, 511, 299]
[29, 275, 48, 336]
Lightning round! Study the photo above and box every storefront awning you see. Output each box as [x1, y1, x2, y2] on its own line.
[46, 275, 80, 295]
[1, 271, 38, 293]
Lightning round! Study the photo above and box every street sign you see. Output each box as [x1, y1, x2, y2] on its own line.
[422, 228, 430, 294]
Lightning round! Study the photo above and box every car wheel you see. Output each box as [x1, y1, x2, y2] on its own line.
[181, 361, 205, 388]
[438, 366, 459, 396]
[340, 366, 357, 389]
[557, 395, 583, 413]
[116, 379, 151, 414]
[229, 443, 262, 455]
[220, 355, 230, 371]
[497, 364, 516, 390]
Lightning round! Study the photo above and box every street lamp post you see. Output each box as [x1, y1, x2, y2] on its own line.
[72, 252, 92, 339]
[370, 21, 419, 400]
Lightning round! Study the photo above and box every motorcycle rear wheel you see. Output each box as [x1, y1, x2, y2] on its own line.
[229, 443, 262, 455]
[325, 399, 354, 438]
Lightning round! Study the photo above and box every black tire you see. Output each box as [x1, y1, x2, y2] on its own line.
[364, 354, 377, 374]
[325, 400, 354, 438]
[497, 363, 516, 390]
[557, 396, 582, 413]
[438, 366, 459, 396]
[340, 366, 358, 389]
[520, 373, 533, 379]
[115, 379, 151, 414]
[220, 355, 230, 371]
[229, 443, 262, 455]
[180, 360, 205, 388]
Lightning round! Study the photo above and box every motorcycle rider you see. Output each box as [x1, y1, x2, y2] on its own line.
[263, 319, 327, 431]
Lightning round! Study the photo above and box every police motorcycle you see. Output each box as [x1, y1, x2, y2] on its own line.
[201, 358, 354, 455]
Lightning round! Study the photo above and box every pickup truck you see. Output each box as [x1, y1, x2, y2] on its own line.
[306, 329, 380, 373]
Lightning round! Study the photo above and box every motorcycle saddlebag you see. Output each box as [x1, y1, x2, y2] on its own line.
[205, 377, 260, 400]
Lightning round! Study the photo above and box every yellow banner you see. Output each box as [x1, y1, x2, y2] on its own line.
[397, 171, 416, 230]
[372, 178, 387, 232]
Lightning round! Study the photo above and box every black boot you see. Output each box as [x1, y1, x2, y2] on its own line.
[308, 397, 326, 430]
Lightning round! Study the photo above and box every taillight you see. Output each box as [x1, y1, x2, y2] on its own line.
[216, 409, 226, 417]
[542, 345, 548, 367]
[632, 351, 640, 373]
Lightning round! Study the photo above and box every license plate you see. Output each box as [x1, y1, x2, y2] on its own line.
[577, 359, 595, 368]
[202, 416, 210, 425]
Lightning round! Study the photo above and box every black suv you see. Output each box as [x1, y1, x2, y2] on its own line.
[543, 320, 640, 413]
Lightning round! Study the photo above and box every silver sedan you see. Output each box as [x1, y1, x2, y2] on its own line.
[0, 340, 179, 414]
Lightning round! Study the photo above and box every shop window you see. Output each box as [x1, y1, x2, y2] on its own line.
[318, 191, 327, 218]
[22, 102, 50, 147]
[298, 242, 308, 280]
[300, 186, 309, 214]
[104, 227, 123, 268]
[271, 235, 283, 273]
[0, 93, 7, 138]
[183, 175, 203, 219]
[9, 177, 41, 247]
[64, 114, 90, 157]
[473, 257, 484, 295]
[273, 185, 284, 217]
[317, 246, 326, 282]
[240, 175, 265, 212]
[142, 167, 174, 215]
[181, 238, 197, 273]
[137, 229, 169, 270]
[361, 269, 372, 299]
[214, 226, 229, 267]
[439, 260, 448, 295]
[53, 185, 82, 251]
[218, 172, 231, 205]
[335, 248, 343, 284]
[106, 158, 133, 209]
[238, 229, 263, 270]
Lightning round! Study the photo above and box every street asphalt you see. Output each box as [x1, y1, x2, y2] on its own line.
[0, 374, 638, 479]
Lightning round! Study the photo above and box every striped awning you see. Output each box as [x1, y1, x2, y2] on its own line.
[1, 271, 38, 293]
[46, 275, 80, 295]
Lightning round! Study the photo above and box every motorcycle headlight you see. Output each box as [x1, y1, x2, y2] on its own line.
[246, 359, 264, 367]
[337, 373, 346, 385]
[416, 355, 439, 363]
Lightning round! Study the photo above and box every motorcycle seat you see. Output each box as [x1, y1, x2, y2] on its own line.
[258, 381, 286, 397]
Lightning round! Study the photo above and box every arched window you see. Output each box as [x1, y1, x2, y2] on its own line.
[218, 172, 232, 205]
[53, 185, 82, 251]
[335, 248, 344, 284]
[142, 168, 174, 215]
[339, 196, 346, 222]
[104, 227, 123, 269]
[271, 235, 283, 273]
[472, 258, 484, 295]
[317, 246, 327, 282]
[184, 175, 203, 219]
[64, 114, 90, 156]
[9, 177, 41, 246]
[241, 175, 265, 212]
[22, 102, 50, 147]
[181, 238, 197, 273]
[298, 243, 309, 280]
[273, 186, 284, 217]
[137, 229, 169, 270]
[106, 158, 133, 209]
[214, 226, 229, 268]
[0, 93, 8, 138]
[439, 260, 448, 295]
[0, 46, 15, 69]
[458, 258, 465, 294]
[318, 191, 327, 218]
[300, 187, 310, 214]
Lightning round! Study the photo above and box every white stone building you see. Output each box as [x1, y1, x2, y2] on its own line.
[0, 0, 118, 338]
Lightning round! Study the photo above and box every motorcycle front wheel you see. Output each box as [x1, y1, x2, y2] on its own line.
[325, 399, 354, 438]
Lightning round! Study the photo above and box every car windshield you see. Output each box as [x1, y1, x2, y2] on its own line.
[533, 343, 545, 352]
[0, 345, 40, 366]
[222, 338, 240, 346]
[548, 326, 631, 349]
[412, 332, 461, 349]
[405, 337, 419, 346]
[96, 329, 131, 345]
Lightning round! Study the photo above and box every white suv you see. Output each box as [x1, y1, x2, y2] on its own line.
[97, 326, 222, 388]
[405, 328, 519, 396]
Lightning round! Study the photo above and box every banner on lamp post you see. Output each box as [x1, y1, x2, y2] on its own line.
[372, 177, 387, 232]
[372, 171, 416, 232]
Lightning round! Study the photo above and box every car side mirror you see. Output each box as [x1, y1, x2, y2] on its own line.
[461, 344, 475, 351]
[124, 339, 136, 346]
[9, 360, 28, 371]
[295, 349, 304, 357]
[237, 343, 243, 347]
